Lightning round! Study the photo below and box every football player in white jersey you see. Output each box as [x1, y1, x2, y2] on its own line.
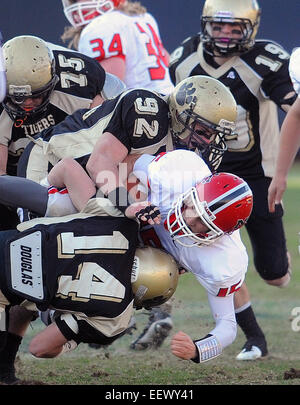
[268, 48, 300, 212]
[61, 0, 174, 95]
[131, 149, 252, 362]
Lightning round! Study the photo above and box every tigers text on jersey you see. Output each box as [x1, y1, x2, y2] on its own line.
[133, 150, 248, 297]
[169, 36, 296, 180]
[0, 45, 105, 176]
[289, 47, 300, 95]
[18, 88, 173, 184]
[4, 212, 138, 344]
[78, 10, 174, 94]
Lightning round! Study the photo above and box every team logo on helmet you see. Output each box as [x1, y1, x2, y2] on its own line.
[176, 82, 197, 107]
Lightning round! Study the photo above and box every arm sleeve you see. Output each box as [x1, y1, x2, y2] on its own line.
[206, 292, 237, 350]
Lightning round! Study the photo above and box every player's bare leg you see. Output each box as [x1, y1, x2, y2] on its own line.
[47, 157, 96, 211]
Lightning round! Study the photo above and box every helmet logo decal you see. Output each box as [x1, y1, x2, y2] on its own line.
[131, 256, 139, 282]
[208, 184, 251, 213]
[176, 82, 197, 106]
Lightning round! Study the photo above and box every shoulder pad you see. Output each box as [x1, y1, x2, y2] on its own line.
[241, 40, 290, 76]
[169, 34, 200, 67]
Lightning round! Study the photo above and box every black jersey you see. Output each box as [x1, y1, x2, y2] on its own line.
[18, 88, 173, 183]
[0, 44, 106, 176]
[169, 36, 297, 180]
[3, 212, 138, 343]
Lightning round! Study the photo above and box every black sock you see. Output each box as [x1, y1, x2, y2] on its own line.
[0, 332, 22, 374]
[235, 305, 265, 340]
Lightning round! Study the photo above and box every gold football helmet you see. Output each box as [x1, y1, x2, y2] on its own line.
[168, 75, 237, 171]
[201, 0, 261, 56]
[2, 35, 58, 120]
[131, 246, 179, 310]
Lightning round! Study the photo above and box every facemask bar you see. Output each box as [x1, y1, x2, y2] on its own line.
[2, 74, 59, 120]
[166, 186, 224, 248]
[63, 0, 115, 27]
[172, 109, 234, 171]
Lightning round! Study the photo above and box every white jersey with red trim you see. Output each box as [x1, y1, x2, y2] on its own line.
[289, 47, 300, 95]
[78, 10, 174, 94]
[133, 150, 248, 297]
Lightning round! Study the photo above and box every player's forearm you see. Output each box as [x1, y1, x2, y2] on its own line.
[86, 132, 128, 193]
[207, 293, 237, 351]
[274, 98, 300, 179]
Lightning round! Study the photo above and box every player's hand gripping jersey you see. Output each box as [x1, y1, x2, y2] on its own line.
[133, 150, 248, 297]
[78, 10, 174, 94]
[0, 44, 106, 176]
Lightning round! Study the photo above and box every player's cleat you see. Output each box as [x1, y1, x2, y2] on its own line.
[236, 337, 268, 360]
[130, 308, 173, 350]
[0, 368, 19, 385]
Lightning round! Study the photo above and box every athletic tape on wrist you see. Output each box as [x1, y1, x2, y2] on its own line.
[193, 335, 222, 363]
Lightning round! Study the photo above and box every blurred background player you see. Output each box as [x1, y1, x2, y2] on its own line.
[268, 47, 300, 211]
[169, 0, 297, 360]
[60, 0, 174, 350]
[61, 0, 174, 95]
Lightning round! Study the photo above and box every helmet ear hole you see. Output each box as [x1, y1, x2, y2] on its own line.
[131, 247, 179, 310]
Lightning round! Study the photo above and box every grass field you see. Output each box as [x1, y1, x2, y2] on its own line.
[13, 162, 300, 388]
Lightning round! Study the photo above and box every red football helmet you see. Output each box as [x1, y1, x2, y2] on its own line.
[166, 172, 253, 247]
[62, 0, 126, 27]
